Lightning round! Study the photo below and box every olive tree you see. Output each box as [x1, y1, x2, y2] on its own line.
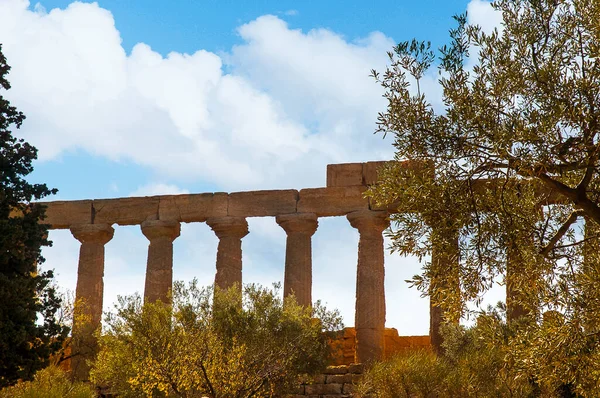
[369, 0, 600, 394]
[90, 281, 343, 398]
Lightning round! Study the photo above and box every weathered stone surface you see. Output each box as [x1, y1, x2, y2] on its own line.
[342, 384, 354, 394]
[385, 331, 431, 355]
[304, 383, 343, 395]
[276, 213, 318, 307]
[348, 363, 364, 374]
[310, 374, 326, 384]
[93, 197, 159, 225]
[207, 217, 249, 291]
[326, 374, 352, 384]
[158, 193, 227, 222]
[297, 186, 369, 217]
[70, 223, 114, 381]
[362, 161, 392, 186]
[348, 210, 389, 364]
[323, 365, 349, 375]
[430, 227, 460, 354]
[327, 163, 364, 187]
[40, 200, 93, 229]
[228, 189, 298, 217]
[141, 220, 181, 304]
[351, 374, 363, 384]
[363, 160, 432, 186]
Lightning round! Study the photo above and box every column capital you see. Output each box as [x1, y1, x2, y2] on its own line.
[70, 224, 114, 245]
[207, 217, 249, 239]
[347, 210, 389, 234]
[276, 213, 318, 235]
[141, 219, 181, 242]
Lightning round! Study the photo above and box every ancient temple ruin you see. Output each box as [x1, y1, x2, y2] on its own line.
[40, 161, 455, 379]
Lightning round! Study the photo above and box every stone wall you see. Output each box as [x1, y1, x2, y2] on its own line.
[331, 327, 430, 366]
[295, 364, 363, 398]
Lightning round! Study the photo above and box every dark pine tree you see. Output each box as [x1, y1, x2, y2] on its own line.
[0, 43, 68, 388]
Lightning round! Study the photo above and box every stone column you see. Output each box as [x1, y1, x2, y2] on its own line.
[207, 217, 249, 291]
[70, 223, 114, 381]
[506, 208, 541, 324]
[430, 227, 460, 354]
[141, 220, 181, 304]
[506, 243, 529, 322]
[347, 210, 389, 364]
[276, 213, 318, 307]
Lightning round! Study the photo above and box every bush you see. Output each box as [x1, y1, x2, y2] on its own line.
[355, 349, 460, 398]
[90, 281, 343, 398]
[356, 306, 537, 398]
[0, 366, 93, 398]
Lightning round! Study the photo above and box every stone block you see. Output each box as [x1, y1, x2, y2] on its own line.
[304, 383, 343, 395]
[342, 384, 355, 394]
[309, 374, 326, 384]
[228, 190, 298, 217]
[351, 374, 363, 384]
[159, 193, 227, 222]
[348, 363, 364, 374]
[327, 163, 364, 187]
[363, 160, 433, 186]
[297, 187, 369, 217]
[326, 374, 352, 384]
[39, 200, 93, 229]
[323, 365, 349, 375]
[93, 197, 159, 225]
[362, 161, 391, 186]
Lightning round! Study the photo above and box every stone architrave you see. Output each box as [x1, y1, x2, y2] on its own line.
[141, 220, 181, 304]
[206, 217, 249, 291]
[347, 210, 389, 364]
[429, 227, 460, 354]
[69, 223, 114, 381]
[276, 213, 318, 307]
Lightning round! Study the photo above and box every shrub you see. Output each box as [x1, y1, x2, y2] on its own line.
[90, 281, 343, 398]
[356, 306, 536, 398]
[0, 366, 93, 398]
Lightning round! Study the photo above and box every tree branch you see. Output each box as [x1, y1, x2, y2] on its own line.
[540, 210, 584, 256]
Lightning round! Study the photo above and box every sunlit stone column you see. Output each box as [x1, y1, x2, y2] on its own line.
[207, 217, 249, 291]
[347, 210, 389, 364]
[506, 243, 529, 322]
[276, 213, 318, 307]
[141, 220, 181, 304]
[430, 227, 460, 355]
[70, 223, 114, 381]
[506, 207, 542, 324]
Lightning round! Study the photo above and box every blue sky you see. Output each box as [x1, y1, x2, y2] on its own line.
[34, 0, 471, 56]
[0, 0, 504, 335]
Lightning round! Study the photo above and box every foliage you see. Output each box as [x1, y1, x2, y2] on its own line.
[0, 366, 94, 398]
[355, 306, 596, 397]
[0, 44, 68, 387]
[90, 281, 343, 398]
[368, 0, 600, 390]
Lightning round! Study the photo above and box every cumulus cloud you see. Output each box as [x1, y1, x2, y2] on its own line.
[0, 0, 397, 191]
[467, 0, 503, 34]
[129, 183, 190, 197]
[1, 0, 443, 333]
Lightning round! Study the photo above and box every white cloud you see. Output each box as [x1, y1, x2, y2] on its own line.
[1, 0, 438, 333]
[0, 1, 397, 191]
[467, 0, 503, 35]
[129, 183, 190, 197]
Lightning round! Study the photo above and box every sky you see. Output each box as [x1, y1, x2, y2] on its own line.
[0, 0, 504, 335]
